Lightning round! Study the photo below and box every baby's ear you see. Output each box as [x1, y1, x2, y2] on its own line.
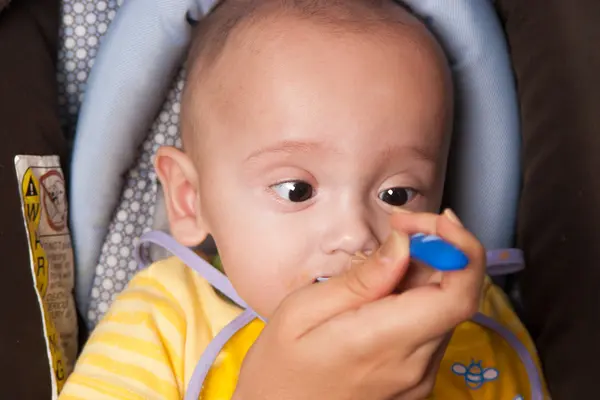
[154, 146, 208, 246]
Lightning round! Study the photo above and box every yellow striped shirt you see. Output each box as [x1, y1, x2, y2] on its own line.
[60, 257, 549, 399]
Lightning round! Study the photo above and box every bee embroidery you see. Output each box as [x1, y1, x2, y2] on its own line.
[451, 360, 499, 389]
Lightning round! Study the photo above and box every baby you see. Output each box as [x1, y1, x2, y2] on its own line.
[61, 0, 548, 399]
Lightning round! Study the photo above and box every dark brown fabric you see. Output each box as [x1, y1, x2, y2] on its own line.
[495, 1, 600, 398]
[0, 0, 11, 15]
[0, 0, 64, 398]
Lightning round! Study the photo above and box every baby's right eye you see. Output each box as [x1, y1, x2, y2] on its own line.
[270, 181, 314, 202]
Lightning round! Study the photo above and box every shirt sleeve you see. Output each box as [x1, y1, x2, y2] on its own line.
[59, 260, 211, 400]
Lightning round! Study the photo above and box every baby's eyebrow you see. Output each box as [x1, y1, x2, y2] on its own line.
[244, 140, 437, 165]
[380, 144, 437, 164]
[245, 140, 336, 162]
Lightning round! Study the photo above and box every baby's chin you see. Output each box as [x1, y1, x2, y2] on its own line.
[240, 284, 293, 320]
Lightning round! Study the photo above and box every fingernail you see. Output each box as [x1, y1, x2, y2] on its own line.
[379, 231, 407, 263]
[392, 207, 410, 214]
[443, 208, 463, 227]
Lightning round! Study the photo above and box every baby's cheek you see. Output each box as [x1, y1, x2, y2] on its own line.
[254, 271, 314, 317]
[284, 270, 314, 292]
[230, 267, 294, 318]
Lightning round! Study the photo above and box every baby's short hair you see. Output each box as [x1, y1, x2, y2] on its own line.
[186, 0, 413, 70]
[181, 0, 414, 150]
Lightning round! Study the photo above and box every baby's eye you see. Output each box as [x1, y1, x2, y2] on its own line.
[271, 181, 314, 202]
[378, 187, 416, 206]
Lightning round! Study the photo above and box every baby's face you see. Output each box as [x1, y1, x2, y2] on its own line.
[178, 15, 452, 317]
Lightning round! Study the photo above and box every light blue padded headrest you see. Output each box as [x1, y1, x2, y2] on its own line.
[70, 0, 520, 312]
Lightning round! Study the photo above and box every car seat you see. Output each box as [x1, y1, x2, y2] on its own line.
[59, 0, 522, 332]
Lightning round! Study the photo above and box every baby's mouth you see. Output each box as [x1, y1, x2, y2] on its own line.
[352, 251, 370, 267]
[314, 252, 370, 284]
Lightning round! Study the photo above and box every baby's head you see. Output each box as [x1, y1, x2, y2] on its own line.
[156, 0, 453, 317]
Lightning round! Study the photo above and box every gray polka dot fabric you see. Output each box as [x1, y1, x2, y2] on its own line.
[57, 0, 184, 329]
[58, 0, 120, 137]
[87, 77, 183, 325]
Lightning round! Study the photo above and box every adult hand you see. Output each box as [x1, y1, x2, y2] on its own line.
[234, 210, 485, 400]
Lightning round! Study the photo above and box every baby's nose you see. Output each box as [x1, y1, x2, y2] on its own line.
[320, 211, 378, 256]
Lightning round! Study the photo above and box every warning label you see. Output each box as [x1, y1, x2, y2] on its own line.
[15, 155, 78, 398]
[22, 170, 49, 297]
[41, 170, 68, 232]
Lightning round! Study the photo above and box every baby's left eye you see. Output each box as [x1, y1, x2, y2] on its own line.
[271, 181, 315, 203]
[378, 187, 417, 206]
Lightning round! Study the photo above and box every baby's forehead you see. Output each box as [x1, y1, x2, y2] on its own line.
[182, 1, 450, 154]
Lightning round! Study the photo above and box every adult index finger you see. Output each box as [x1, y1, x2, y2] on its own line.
[391, 209, 486, 315]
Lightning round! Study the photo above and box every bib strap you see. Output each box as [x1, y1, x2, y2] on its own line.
[486, 248, 524, 276]
[136, 230, 249, 309]
[136, 231, 525, 284]
[472, 312, 544, 400]
[135, 231, 536, 399]
[184, 308, 257, 400]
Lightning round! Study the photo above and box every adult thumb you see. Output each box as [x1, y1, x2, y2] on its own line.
[274, 231, 410, 333]
[342, 231, 410, 303]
